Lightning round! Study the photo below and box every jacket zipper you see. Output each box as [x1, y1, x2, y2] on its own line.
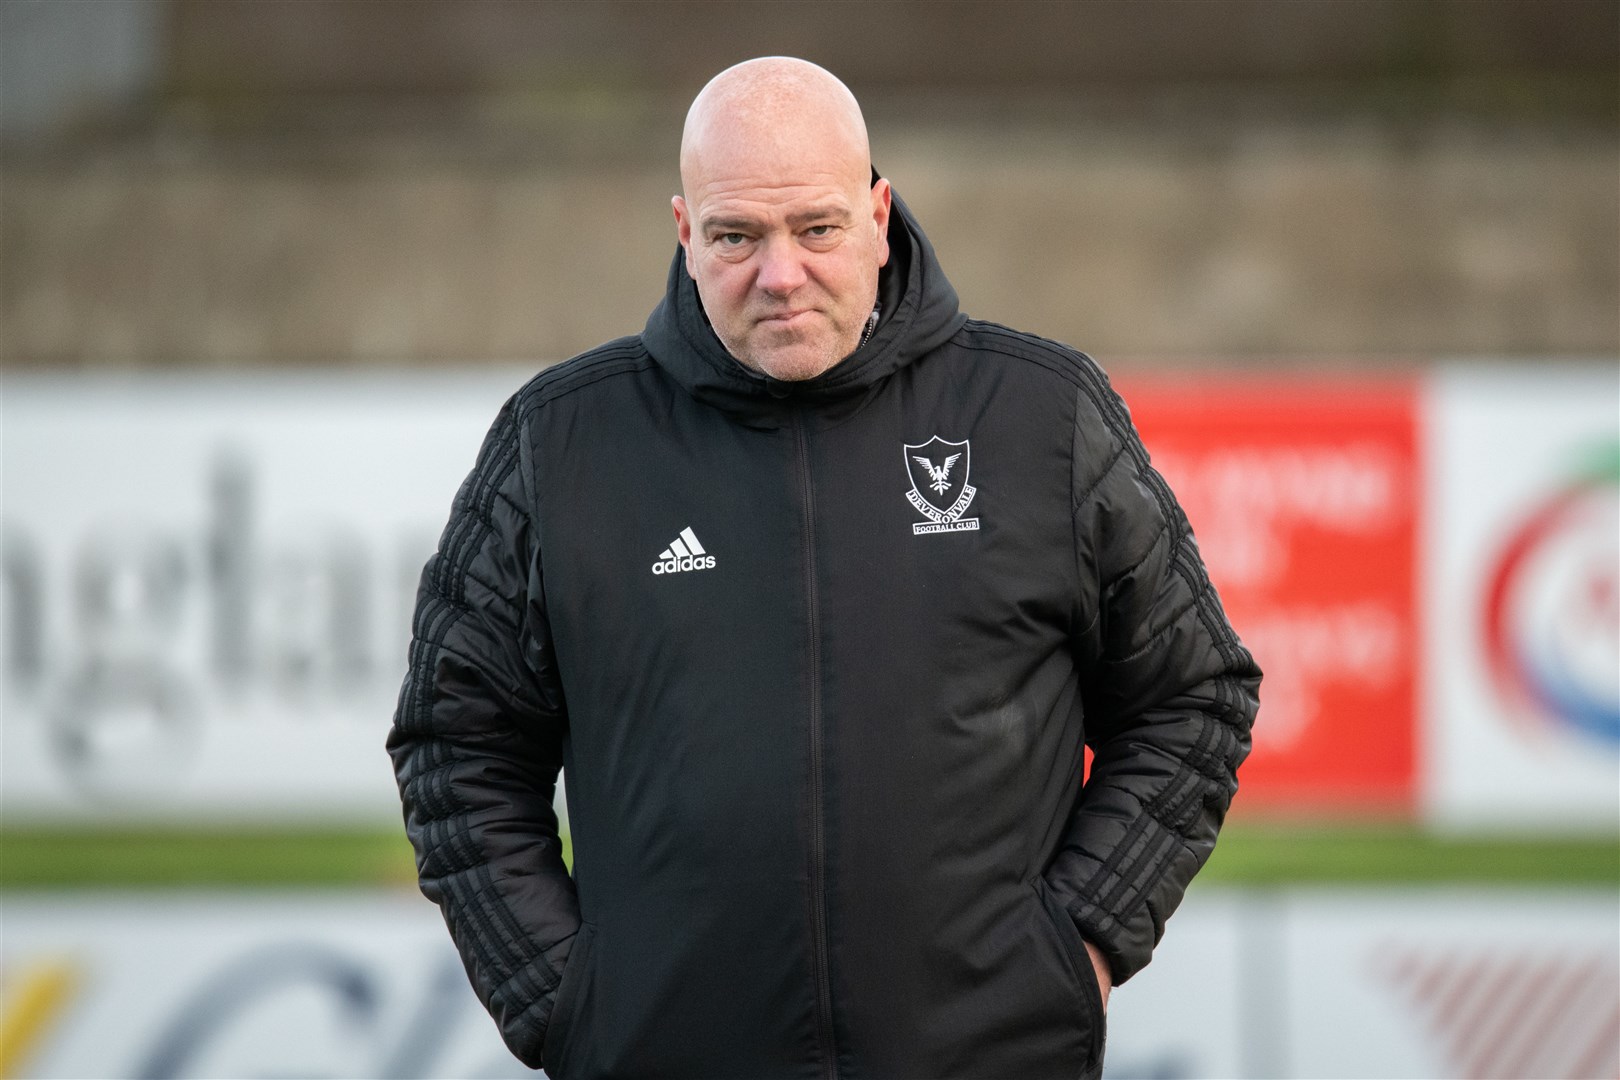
[793, 409, 839, 1080]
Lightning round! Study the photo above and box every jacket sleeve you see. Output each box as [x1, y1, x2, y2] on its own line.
[1044, 371, 1261, 986]
[386, 395, 579, 1067]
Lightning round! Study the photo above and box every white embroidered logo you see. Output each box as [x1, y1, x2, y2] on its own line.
[914, 452, 960, 495]
[903, 437, 981, 535]
[651, 527, 716, 575]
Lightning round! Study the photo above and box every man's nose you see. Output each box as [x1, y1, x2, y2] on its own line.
[754, 237, 808, 296]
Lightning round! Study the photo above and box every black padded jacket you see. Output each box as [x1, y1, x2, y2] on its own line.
[387, 188, 1261, 1080]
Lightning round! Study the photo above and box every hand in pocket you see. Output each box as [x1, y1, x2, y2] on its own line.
[1083, 938, 1112, 1013]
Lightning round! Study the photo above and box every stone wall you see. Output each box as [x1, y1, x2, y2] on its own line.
[2, 0, 1615, 368]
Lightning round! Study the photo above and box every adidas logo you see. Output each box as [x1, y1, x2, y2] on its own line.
[651, 527, 716, 576]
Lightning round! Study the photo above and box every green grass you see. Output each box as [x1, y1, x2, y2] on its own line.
[0, 827, 421, 890]
[1198, 820, 1619, 886]
[0, 823, 1611, 889]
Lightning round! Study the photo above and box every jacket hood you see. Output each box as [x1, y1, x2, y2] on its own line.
[641, 180, 968, 426]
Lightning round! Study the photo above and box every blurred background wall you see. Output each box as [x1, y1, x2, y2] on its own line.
[3, 0, 1616, 368]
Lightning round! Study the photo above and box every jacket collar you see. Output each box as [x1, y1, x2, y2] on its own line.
[641, 181, 967, 428]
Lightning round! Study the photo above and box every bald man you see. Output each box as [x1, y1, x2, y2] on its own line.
[389, 58, 1259, 1080]
[672, 59, 889, 382]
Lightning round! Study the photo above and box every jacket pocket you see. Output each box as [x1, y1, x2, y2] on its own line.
[1035, 880, 1107, 1064]
[541, 921, 596, 1076]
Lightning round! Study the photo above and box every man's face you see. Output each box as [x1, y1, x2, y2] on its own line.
[674, 162, 891, 382]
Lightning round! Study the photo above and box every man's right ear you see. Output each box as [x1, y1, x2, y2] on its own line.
[672, 196, 697, 277]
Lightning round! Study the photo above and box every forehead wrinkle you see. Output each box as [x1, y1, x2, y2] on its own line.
[685, 124, 867, 199]
[691, 174, 856, 224]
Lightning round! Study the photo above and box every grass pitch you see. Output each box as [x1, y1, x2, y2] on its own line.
[0, 822, 1612, 890]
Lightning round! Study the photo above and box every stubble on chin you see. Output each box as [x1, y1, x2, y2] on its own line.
[744, 338, 852, 382]
[737, 320, 862, 382]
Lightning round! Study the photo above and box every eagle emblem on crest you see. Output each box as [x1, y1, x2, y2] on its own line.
[913, 452, 961, 495]
[903, 436, 981, 535]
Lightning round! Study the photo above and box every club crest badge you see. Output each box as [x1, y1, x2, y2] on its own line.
[904, 436, 981, 535]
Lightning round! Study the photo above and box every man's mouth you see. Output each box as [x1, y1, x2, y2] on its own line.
[758, 310, 815, 327]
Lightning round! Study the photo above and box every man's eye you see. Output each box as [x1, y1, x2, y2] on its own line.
[718, 233, 749, 246]
[805, 225, 834, 237]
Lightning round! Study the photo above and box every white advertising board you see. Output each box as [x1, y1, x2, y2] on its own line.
[2, 370, 533, 822]
[6, 364, 1618, 831]
[1423, 365, 1620, 832]
[3, 889, 1614, 1079]
[1101, 889, 1247, 1078]
[1279, 889, 1620, 1080]
[0, 891, 536, 1078]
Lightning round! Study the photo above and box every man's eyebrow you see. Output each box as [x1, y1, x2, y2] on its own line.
[700, 216, 758, 233]
[786, 205, 852, 227]
[699, 206, 853, 233]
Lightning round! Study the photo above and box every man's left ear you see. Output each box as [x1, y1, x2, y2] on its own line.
[672, 194, 698, 278]
[872, 178, 892, 267]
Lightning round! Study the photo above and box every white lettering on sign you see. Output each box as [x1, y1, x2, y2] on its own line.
[1239, 604, 1406, 749]
[1154, 444, 1407, 589]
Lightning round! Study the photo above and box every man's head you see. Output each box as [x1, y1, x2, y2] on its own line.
[674, 57, 892, 382]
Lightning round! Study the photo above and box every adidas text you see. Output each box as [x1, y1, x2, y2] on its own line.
[653, 554, 716, 575]
[651, 528, 716, 575]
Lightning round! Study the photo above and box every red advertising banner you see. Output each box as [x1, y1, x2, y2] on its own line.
[1115, 375, 1420, 814]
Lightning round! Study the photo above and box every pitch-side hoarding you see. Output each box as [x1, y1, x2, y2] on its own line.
[2, 890, 1614, 1078]
[2, 365, 1615, 828]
